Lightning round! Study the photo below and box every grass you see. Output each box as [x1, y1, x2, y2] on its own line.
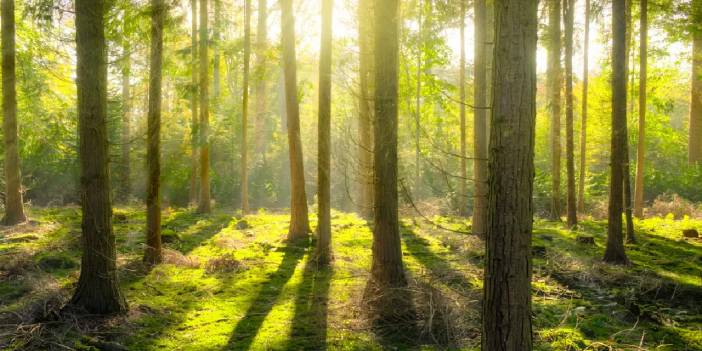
[0, 206, 700, 350]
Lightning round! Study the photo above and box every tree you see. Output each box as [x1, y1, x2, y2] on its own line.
[603, 0, 629, 265]
[213, 0, 221, 101]
[481, 0, 537, 347]
[357, 0, 374, 218]
[281, 0, 310, 239]
[578, 0, 590, 212]
[241, 0, 251, 213]
[634, 0, 647, 217]
[189, 0, 198, 205]
[316, 0, 333, 264]
[120, 32, 131, 203]
[547, 0, 562, 221]
[69, 0, 127, 314]
[1, 0, 26, 225]
[472, 0, 488, 237]
[414, 0, 422, 184]
[564, 0, 577, 228]
[459, 0, 467, 217]
[253, 0, 267, 162]
[198, 0, 211, 213]
[144, 0, 164, 265]
[691, 0, 702, 165]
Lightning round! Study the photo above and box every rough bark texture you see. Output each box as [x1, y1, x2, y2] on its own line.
[1, 0, 26, 225]
[691, 0, 702, 165]
[198, 0, 211, 213]
[120, 41, 131, 203]
[634, 0, 647, 218]
[253, 0, 267, 160]
[472, 0, 488, 237]
[481, 0, 537, 348]
[281, 0, 310, 239]
[189, 0, 198, 205]
[578, 0, 590, 213]
[316, 0, 333, 265]
[357, 0, 374, 219]
[604, 0, 630, 265]
[547, 0, 562, 221]
[564, 0, 577, 228]
[70, 0, 127, 314]
[144, 0, 164, 265]
[241, 0, 251, 213]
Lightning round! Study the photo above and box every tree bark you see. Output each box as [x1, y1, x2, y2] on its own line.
[357, 0, 374, 219]
[415, 0, 422, 185]
[213, 0, 220, 101]
[547, 0, 562, 221]
[144, 0, 164, 265]
[458, 0, 467, 217]
[281, 0, 310, 239]
[1, 0, 26, 225]
[473, 0, 488, 237]
[563, 0, 577, 228]
[690, 22, 702, 165]
[189, 0, 199, 205]
[241, 0, 251, 213]
[578, 0, 589, 213]
[69, 0, 127, 314]
[253, 0, 268, 161]
[119, 40, 131, 204]
[481, 0, 537, 348]
[198, 0, 211, 213]
[316, 0, 333, 265]
[604, 0, 629, 265]
[633, 0, 646, 218]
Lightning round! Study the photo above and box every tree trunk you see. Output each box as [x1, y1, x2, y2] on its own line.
[357, 0, 374, 219]
[213, 0, 220, 101]
[198, 0, 211, 213]
[189, 0, 199, 205]
[481, 0, 537, 348]
[281, 0, 310, 239]
[120, 40, 131, 204]
[1, 0, 26, 225]
[253, 0, 267, 161]
[473, 0, 488, 237]
[144, 0, 164, 265]
[316, 0, 333, 265]
[458, 0, 467, 217]
[633, 0, 646, 217]
[241, 0, 251, 213]
[690, 0, 702, 165]
[604, 0, 629, 265]
[563, 0, 577, 228]
[69, 0, 127, 314]
[578, 0, 589, 213]
[547, 0, 562, 221]
[415, 0, 422, 185]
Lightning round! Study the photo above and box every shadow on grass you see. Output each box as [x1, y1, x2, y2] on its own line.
[167, 212, 234, 254]
[224, 241, 307, 350]
[286, 259, 332, 350]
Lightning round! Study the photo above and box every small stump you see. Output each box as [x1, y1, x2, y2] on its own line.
[683, 229, 699, 238]
[532, 245, 547, 257]
[576, 235, 595, 245]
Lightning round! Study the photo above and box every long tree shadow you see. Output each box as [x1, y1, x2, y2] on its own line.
[224, 241, 307, 350]
[286, 258, 332, 350]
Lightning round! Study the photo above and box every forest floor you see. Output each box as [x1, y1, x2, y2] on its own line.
[0, 207, 700, 350]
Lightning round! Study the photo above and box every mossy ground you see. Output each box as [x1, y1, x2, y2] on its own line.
[0, 207, 700, 350]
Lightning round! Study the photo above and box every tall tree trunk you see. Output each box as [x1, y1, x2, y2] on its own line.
[415, 0, 422, 185]
[604, 0, 629, 265]
[357, 0, 374, 218]
[316, 0, 333, 264]
[578, 0, 589, 212]
[144, 0, 164, 265]
[690, 0, 702, 165]
[189, 0, 199, 205]
[69, 0, 127, 314]
[1, 0, 25, 225]
[472, 0, 488, 237]
[458, 0, 466, 216]
[281, 0, 310, 239]
[198, 0, 211, 213]
[634, 0, 647, 217]
[547, 0, 562, 221]
[213, 0, 220, 101]
[564, 0, 577, 228]
[241, 0, 251, 213]
[120, 41, 131, 203]
[481, 0, 537, 348]
[253, 0, 267, 161]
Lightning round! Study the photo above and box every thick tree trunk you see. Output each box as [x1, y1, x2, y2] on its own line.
[144, 0, 164, 265]
[691, 0, 702, 164]
[281, 0, 310, 239]
[547, 0, 562, 221]
[1, 0, 25, 225]
[357, 0, 374, 219]
[458, 0, 467, 217]
[253, 0, 267, 161]
[578, 0, 589, 213]
[198, 0, 211, 213]
[604, 0, 629, 265]
[69, 0, 127, 314]
[316, 0, 333, 265]
[189, 0, 199, 205]
[481, 0, 537, 348]
[634, 0, 647, 217]
[473, 0, 488, 237]
[241, 0, 251, 213]
[564, 0, 577, 228]
[120, 41, 131, 203]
